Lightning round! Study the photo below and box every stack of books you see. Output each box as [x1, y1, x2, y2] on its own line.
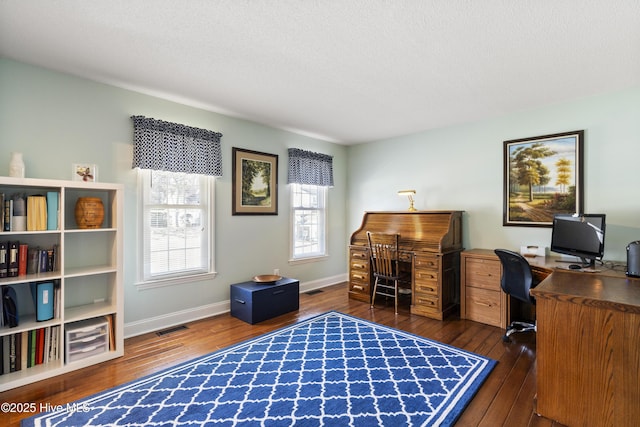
[0, 326, 61, 375]
[1, 191, 59, 232]
[0, 241, 59, 278]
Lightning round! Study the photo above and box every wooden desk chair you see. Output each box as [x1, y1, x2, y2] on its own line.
[367, 231, 402, 314]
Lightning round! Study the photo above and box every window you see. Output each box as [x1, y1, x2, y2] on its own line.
[138, 169, 215, 287]
[291, 183, 327, 260]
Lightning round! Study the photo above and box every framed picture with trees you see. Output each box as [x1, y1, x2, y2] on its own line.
[503, 130, 584, 227]
[232, 147, 278, 215]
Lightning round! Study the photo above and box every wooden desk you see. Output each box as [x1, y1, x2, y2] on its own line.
[460, 249, 554, 328]
[348, 211, 463, 320]
[531, 271, 640, 426]
[460, 250, 628, 328]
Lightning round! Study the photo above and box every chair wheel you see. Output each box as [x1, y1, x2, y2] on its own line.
[502, 335, 511, 343]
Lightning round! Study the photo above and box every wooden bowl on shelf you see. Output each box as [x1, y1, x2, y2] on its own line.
[252, 274, 282, 284]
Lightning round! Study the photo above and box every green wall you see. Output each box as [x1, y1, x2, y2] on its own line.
[347, 86, 640, 263]
[0, 58, 348, 335]
[2, 56, 639, 335]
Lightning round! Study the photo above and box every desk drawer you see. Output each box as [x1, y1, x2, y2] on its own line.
[350, 270, 369, 283]
[67, 341, 108, 363]
[412, 294, 441, 317]
[415, 281, 438, 296]
[415, 270, 438, 286]
[413, 290, 439, 309]
[350, 259, 369, 271]
[350, 247, 369, 260]
[465, 258, 501, 291]
[415, 254, 439, 270]
[349, 280, 370, 294]
[465, 287, 502, 327]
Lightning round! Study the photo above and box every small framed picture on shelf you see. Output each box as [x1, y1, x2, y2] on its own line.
[72, 164, 98, 182]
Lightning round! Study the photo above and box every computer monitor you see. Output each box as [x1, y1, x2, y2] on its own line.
[550, 213, 606, 267]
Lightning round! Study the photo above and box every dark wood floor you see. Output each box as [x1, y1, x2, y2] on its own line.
[2, 282, 564, 426]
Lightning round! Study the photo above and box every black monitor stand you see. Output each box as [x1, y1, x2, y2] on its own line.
[554, 258, 597, 268]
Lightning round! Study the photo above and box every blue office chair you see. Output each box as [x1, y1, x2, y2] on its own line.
[494, 249, 537, 342]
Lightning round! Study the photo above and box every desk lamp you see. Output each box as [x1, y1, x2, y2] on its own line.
[397, 190, 416, 211]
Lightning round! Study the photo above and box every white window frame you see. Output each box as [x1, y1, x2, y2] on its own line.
[289, 183, 328, 263]
[136, 169, 216, 290]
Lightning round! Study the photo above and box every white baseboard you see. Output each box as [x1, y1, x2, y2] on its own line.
[124, 273, 347, 338]
[124, 301, 230, 338]
[298, 273, 347, 293]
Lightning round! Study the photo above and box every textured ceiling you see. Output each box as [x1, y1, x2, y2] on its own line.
[1, 1, 639, 144]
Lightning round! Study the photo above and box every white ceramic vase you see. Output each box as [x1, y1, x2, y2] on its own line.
[9, 152, 25, 178]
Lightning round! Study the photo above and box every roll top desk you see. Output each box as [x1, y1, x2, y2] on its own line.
[348, 211, 463, 320]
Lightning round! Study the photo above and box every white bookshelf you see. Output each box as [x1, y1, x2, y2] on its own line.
[0, 176, 123, 391]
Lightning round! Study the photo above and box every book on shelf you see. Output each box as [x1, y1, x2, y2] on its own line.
[1, 338, 6, 374]
[0, 241, 7, 278]
[20, 329, 28, 371]
[7, 241, 18, 277]
[18, 243, 28, 276]
[0, 193, 4, 231]
[36, 328, 44, 365]
[11, 333, 21, 372]
[52, 244, 60, 271]
[26, 195, 47, 231]
[1, 336, 9, 374]
[3, 199, 12, 231]
[38, 249, 48, 273]
[106, 314, 116, 351]
[0, 328, 58, 374]
[46, 191, 59, 230]
[30, 281, 55, 322]
[28, 329, 35, 367]
[47, 326, 55, 363]
[46, 249, 55, 272]
[11, 194, 26, 232]
[26, 245, 58, 274]
[27, 248, 39, 274]
[53, 281, 61, 320]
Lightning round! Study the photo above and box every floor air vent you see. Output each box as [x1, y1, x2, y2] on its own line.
[156, 325, 188, 336]
[305, 289, 324, 296]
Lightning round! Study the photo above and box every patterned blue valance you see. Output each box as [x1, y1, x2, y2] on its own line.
[287, 148, 334, 187]
[131, 116, 223, 176]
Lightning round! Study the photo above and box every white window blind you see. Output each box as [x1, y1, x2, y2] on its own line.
[291, 183, 327, 259]
[139, 170, 213, 284]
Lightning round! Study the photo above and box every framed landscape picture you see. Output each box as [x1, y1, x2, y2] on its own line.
[503, 130, 584, 227]
[232, 148, 278, 215]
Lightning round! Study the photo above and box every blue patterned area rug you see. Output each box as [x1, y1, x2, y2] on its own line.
[23, 312, 496, 427]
